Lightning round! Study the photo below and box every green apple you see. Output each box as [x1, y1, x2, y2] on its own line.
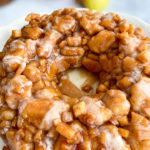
[84, 0, 109, 11]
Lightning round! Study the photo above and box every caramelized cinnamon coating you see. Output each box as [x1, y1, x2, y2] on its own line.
[1, 8, 150, 150]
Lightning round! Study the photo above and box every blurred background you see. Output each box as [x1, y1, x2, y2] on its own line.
[0, 0, 150, 26]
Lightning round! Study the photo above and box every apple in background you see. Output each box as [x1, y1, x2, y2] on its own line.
[85, 0, 109, 11]
[76, 0, 109, 11]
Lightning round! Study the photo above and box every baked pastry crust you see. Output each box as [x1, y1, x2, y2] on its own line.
[0, 8, 150, 150]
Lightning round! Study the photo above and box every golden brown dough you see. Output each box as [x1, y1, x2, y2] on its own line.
[1, 8, 150, 150]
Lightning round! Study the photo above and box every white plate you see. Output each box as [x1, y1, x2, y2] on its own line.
[0, 10, 150, 149]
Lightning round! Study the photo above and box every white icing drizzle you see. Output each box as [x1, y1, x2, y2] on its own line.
[45, 23, 52, 30]
[6, 75, 32, 96]
[55, 16, 75, 32]
[99, 126, 128, 150]
[40, 100, 67, 130]
[2, 55, 27, 73]
[37, 30, 62, 58]
[3, 55, 24, 66]
[121, 36, 141, 56]
[8, 40, 25, 52]
[136, 78, 150, 98]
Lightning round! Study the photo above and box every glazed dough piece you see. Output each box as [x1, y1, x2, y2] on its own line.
[127, 112, 150, 150]
[4, 75, 32, 109]
[19, 98, 69, 130]
[98, 125, 131, 150]
[103, 90, 130, 116]
[88, 30, 115, 53]
[130, 77, 150, 117]
[6, 130, 34, 150]
[53, 15, 76, 34]
[6, 129, 54, 150]
[73, 96, 112, 126]
[2, 40, 28, 73]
